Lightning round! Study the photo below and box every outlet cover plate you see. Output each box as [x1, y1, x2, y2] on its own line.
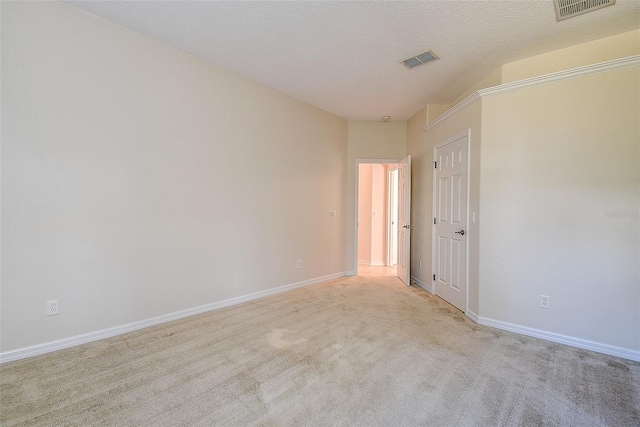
[46, 300, 59, 316]
[540, 295, 550, 309]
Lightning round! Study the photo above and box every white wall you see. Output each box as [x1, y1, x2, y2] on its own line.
[347, 121, 406, 273]
[407, 103, 482, 313]
[408, 32, 640, 356]
[501, 29, 640, 83]
[1, 2, 348, 352]
[480, 66, 640, 351]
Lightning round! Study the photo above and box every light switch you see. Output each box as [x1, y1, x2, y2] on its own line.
[330, 211, 336, 218]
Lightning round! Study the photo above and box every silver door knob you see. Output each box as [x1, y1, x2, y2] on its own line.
[455, 230, 465, 235]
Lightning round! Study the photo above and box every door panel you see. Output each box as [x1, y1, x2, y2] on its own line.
[397, 156, 411, 286]
[438, 236, 448, 284]
[434, 136, 468, 311]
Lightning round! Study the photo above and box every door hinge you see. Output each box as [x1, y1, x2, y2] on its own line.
[433, 274, 436, 281]
[434, 218, 436, 225]
[434, 161, 437, 169]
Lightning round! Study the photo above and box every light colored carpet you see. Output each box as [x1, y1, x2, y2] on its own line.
[1, 276, 639, 426]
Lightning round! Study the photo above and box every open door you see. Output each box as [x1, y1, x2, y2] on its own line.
[397, 155, 411, 285]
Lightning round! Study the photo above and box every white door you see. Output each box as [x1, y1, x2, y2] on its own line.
[434, 136, 468, 311]
[397, 156, 411, 286]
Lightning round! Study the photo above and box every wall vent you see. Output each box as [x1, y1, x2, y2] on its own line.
[402, 50, 439, 69]
[554, 0, 615, 21]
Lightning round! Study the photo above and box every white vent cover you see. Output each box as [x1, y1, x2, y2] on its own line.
[554, 0, 615, 21]
[402, 50, 439, 69]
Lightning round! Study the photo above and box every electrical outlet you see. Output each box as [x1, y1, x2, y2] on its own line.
[296, 260, 302, 269]
[46, 300, 59, 316]
[540, 295, 550, 309]
[418, 260, 422, 268]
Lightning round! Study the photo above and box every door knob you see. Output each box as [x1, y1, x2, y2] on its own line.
[455, 230, 465, 236]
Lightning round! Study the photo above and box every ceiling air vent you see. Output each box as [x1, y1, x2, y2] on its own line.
[402, 50, 439, 69]
[554, 0, 615, 21]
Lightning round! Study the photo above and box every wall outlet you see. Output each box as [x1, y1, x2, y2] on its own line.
[296, 260, 302, 269]
[418, 260, 422, 268]
[46, 300, 59, 316]
[540, 295, 550, 309]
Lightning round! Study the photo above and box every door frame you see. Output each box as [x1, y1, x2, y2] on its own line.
[354, 158, 400, 275]
[431, 130, 471, 312]
[386, 166, 399, 267]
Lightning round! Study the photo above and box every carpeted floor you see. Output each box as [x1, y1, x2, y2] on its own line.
[1, 275, 639, 426]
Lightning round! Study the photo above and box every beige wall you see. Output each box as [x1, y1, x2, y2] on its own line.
[1, 2, 348, 352]
[410, 31, 640, 353]
[446, 68, 503, 110]
[480, 66, 640, 350]
[407, 104, 482, 314]
[501, 29, 640, 83]
[347, 121, 406, 273]
[406, 106, 429, 283]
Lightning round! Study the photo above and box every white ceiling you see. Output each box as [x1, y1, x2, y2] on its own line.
[67, 1, 640, 121]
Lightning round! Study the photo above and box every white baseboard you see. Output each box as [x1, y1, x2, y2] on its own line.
[466, 310, 479, 323]
[411, 276, 434, 294]
[346, 270, 356, 276]
[0, 272, 348, 364]
[357, 260, 386, 267]
[478, 316, 640, 362]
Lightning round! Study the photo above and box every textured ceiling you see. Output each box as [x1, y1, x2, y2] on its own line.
[67, 1, 640, 121]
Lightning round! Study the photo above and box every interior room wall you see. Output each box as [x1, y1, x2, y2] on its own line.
[1, 2, 348, 353]
[409, 31, 640, 356]
[407, 104, 482, 314]
[480, 65, 639, 352]
[501, 29, 640, 83]
[405, 106, 430, 284]
[347, 121, 406, 273]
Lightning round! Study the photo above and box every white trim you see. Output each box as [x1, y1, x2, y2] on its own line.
[465, 310, 479, 323]
[345, 270, 356, 276]
[478, 316, 640, 362]
[423, 55, 640, 132]
[0, 272, 348, 364]
[411, 276, 433, 294]
[386, 166, 399, 268]
[358, 260, 386, 267]
[424, 93, 481, 131]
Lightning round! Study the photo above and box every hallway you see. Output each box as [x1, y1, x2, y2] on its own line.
[358, 263, 397, 277]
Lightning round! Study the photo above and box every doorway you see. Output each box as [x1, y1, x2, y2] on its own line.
[432, 133, 469, 311]
[358, 163, 398, 277]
